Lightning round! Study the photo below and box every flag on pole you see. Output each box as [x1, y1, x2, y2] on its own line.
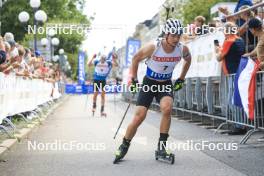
[233, 57, 260, 120]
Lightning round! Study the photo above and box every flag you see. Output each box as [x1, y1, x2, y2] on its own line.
[78, 51, 86, 85]
[233, 57, 260, 120]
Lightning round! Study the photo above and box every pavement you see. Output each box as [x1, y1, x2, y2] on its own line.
[0, 94, 263, 176]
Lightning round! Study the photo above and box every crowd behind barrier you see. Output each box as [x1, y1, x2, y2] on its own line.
[0, 29, 66, 135]
[0, 72, 62, 136]
[123, 2, 264, 144]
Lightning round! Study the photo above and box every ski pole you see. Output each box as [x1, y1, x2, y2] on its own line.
[113, 93, 135, 139]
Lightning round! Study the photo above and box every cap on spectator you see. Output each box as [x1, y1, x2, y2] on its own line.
[0, 50, 7, 65]
[248, 18, 263, 29]
[35, 50, 41, 57]
[4, 32, 14, 42]
[7, 40, 16, 48]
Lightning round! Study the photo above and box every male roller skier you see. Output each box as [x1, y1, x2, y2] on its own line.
[114, 18, 191, 163]
[88, 53, 118, 116]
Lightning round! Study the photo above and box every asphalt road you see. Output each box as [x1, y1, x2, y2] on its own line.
[0, 94, 263, 176]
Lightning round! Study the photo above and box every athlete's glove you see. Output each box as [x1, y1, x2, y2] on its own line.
[173, 78, 185, 91]
[130, 78, 138, 94]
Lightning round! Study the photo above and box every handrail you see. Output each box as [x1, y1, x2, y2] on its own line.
[225, 2, 264, 18]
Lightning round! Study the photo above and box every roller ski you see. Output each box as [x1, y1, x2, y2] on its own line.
[113, 138, 130, 164]
[92, 103, 96, 116]
[100, 106, 107, 117]
[155, 148, 175, 164]
[101, 112, 107, 117]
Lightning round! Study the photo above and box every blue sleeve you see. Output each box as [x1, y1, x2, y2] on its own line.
[234, 0, 253, 13]
[107, 61, 112, 68]
[94, 60, 99, 66]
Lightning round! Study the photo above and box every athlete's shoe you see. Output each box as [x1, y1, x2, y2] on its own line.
[113, 139, 130, 164]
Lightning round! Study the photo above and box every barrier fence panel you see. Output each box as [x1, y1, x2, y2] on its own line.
[225, 74, 255, 128]
[0, 73, 62, 126]
[256, 71, 264, 130]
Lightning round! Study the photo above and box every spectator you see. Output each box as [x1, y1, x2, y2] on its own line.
[8, 40, 19, 59]
[218, 0, 253, 25]
[24, 48, 31, 64]
[4, 42, 11, 60]
[190, 16, 207, 36]
[14, 45, 30, 77]
[234, 0, 253, 13]
[215, 22, 245, 75]
[243, 17, 264, 69]
[215, 22, 247, 135]
[0, 36, 19, 73]
[243, 17, 264, 141]
[238, 5, 257, 52]
[0, 37, 7, 67]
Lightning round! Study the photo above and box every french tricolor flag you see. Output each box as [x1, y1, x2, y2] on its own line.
[233, 57, 260, 120]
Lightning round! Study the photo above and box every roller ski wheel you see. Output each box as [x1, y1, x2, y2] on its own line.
[92, 108, 96, 116]
[155, 150, 175, 164]
[113, 143, 129, 164]
[101, 112, 107, 117]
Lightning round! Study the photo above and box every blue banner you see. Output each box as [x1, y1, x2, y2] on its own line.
[65, 84, 121, 94]
[125, 39, 141, 67]
[78, 51, 86, 85]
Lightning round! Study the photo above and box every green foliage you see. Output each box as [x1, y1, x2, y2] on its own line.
[160, 0, 238, 24]
[1, 0, 90, 80]
[182, 0, 237, 24]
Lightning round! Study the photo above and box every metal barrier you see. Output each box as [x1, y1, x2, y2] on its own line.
[256, 71, 264, 131]
[0, 73, 62, 136]
[172, 77, 227, 122]
[221, 71, 264, 144]
[122, 72, 263, 144]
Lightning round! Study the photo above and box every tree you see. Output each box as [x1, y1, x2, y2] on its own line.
[182, 0, 237, 24]
[1, 0, 88, 40]
[1, 0, 90, 80]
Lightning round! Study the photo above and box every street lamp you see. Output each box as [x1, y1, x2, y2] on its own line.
[48, 28, 56, 37]
[30, 0, 41, 9]
[18, 0, 47, 52]
[47, 28, 56, 60]
[58, 48, 67, 72]
[50, 37, 60, 63]
[52, 55, 59, 62]
[18, 11, 30, 24]
[59, 49, 64, 55]
[51, 37, 60, 46]
[40, 38, 48, 47]
[35, 10, 47, 23]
